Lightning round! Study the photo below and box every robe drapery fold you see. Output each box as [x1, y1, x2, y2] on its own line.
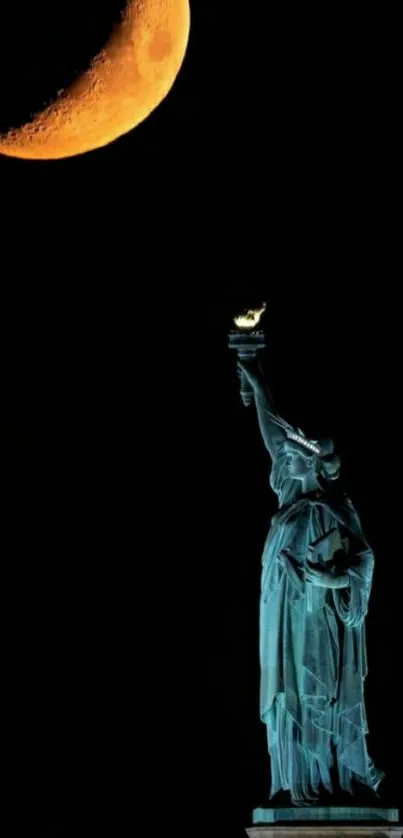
[259, 442, 384, 804]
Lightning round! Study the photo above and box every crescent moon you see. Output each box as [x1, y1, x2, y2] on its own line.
[0, 0, 190, 161]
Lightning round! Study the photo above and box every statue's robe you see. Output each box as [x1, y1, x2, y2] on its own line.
[260, 442, 384, 803]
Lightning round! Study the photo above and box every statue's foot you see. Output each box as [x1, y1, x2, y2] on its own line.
[291, 792, 321, 807]
[291, 799, 313, 807]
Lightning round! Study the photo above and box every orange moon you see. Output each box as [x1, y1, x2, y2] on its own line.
[0, 0, 190, 161]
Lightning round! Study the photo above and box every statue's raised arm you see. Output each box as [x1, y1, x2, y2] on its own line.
[237, 357, 288, 460]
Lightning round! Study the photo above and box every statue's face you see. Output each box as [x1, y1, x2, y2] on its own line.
[286, 452, 314, 480]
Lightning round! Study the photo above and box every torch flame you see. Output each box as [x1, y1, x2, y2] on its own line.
[233, 302, 266, 329]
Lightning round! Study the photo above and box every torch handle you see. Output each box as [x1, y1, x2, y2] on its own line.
[237, 364, 254, 407]
[228, 330, 265, 408]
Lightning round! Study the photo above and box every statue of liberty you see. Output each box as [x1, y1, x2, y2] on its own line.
[237, 357, 384, 807]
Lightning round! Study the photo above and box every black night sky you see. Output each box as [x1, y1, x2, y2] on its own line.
[1, 2, 401, 836]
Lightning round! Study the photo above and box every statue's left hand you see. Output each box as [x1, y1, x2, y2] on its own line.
[305, 560, 349, 589]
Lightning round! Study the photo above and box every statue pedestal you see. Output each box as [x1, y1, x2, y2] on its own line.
[246, 829, 401, 837]
[245, 808, 401, 838]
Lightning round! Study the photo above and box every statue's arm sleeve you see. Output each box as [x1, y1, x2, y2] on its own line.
[333, 543, 374, 629]
[253, 385, 287, 460]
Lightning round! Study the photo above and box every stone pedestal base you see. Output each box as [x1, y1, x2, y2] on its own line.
[246, 828, 401, 838]
[246, 807, 401, 837]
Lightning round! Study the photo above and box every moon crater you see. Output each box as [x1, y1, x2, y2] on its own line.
[148, 31, 173, 62]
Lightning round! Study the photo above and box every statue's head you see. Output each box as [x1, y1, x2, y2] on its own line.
[283, 432, 341, 484]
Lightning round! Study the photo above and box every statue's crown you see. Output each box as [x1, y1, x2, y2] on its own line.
[286, 429, 321, 455]
[264, 408, 324, 456]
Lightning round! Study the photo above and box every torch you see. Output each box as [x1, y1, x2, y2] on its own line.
[228, 303, 266, 406]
